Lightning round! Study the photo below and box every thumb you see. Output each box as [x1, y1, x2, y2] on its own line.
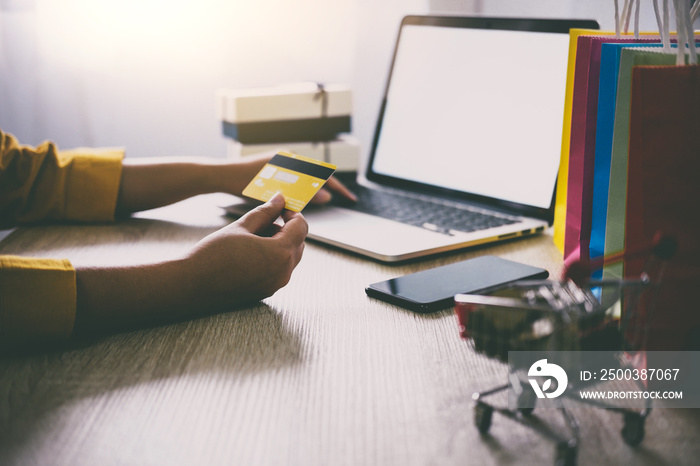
[236, 192, 286, 234]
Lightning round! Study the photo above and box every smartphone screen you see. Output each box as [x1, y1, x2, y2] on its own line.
[366, 255, 548, 313]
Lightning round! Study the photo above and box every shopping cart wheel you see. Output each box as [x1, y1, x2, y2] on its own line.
[474, 402, 493, 434]
[517, 385, 537, 416]
[554, 440, 577, 466]
[621, 413, 645, 446]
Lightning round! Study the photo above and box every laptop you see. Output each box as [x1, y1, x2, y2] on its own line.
[228, 16, 599, 262]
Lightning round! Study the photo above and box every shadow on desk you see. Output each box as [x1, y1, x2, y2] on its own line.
[0, 303, 302, 459]
[1, 217, 225, 257]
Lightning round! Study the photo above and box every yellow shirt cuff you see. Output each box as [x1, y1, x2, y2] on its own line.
[0, 255, 76, 347]
[60, 148, 124, 222]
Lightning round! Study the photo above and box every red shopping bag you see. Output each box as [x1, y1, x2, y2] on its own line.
[625, 64, 700, 350]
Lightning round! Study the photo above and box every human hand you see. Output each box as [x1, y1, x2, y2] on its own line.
[73, 192, 306, 336]
[186, 192, 308, 308]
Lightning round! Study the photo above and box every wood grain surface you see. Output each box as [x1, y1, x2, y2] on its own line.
[1, 194, 698, 466]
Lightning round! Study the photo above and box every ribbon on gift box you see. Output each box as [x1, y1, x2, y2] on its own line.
[314, 82, 329, 119]
[314, 83, 333, 163]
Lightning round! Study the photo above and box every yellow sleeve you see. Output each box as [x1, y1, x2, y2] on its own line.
[0, 129, 124, 347]
[0, 129, 124, 228]
[0, 256, 76, 347]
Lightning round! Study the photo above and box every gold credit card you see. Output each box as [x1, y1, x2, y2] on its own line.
[242, 151, 337, 212]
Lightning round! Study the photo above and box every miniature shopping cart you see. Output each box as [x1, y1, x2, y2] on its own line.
[454, 235, 676, 466]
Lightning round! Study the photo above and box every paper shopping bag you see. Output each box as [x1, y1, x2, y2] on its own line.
[565, 36, 661, 265]
[625, 61, 700, 351]
[553, 29, 611, 254]
[590, 41, 663, 264]
[604, 48, 678, 262]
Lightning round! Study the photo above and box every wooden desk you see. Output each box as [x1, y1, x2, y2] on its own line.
[1, 194, 698, 465]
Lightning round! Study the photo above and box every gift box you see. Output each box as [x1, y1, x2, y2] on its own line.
[226, 135, 360, 172]
[217, 82, 352, 144]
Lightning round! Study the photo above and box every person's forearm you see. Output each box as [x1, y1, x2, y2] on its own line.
[73, 258, 196, 335]
[116, 158, 230, 214]
[116, 156, 268, 214]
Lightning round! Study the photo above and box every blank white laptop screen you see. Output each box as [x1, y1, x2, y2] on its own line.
[371, 26, 570, 209]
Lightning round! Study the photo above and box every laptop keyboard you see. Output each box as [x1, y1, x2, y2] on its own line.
[331, 181, 518, 235]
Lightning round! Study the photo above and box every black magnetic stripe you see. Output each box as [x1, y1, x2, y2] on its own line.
[269, 154, 334, 180]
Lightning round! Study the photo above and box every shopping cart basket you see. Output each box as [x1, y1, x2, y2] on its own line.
[454, 235, 676, 466]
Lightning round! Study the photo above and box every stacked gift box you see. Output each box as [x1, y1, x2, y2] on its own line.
[217, 82, 360, 171]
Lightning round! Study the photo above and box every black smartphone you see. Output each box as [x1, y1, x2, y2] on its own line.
[365, 255, 548, 313]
